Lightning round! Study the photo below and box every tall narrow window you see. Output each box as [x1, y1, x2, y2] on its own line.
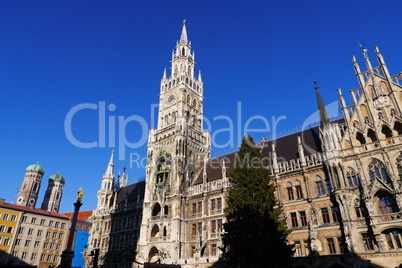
[316, 181, 325, 196]
[211, 220, 216, 234]
[299, 211, 307, 227]
[337, 237, 345, 254]
[321, 208, 330, 224]
[355, 206, 366, 218]
[291, 212, 298, 227]
[217, 198, 222, 210]
[347, 168, 359, 187]
[197, 222, 202, 235]
[331, 207, 340, 223]
[217, 219, 223, 232]
[327, 238, 336, 254]
[295, 185, 303, 199]
[325, 178, 332, 193]
[287, 187, 294, 201]
[362, 233, 374, 250]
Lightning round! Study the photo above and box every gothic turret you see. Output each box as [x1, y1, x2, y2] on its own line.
[96, 151, 115, 209]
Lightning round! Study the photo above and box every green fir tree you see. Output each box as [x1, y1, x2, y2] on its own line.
[221, 136, 293, 268]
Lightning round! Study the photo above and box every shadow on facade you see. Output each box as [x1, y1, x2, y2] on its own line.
[89, 182, 145, 268]
[0, 251, 34, 268]
[206, 253, 388, 268]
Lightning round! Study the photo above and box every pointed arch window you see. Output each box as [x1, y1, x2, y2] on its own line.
[394, 121, 402, 135]
[367, 129, 377, 142]
[368, 159, 390, 183]
[286, 182, 294, 201]
[346, 168, 359, 187]
[356, 132, 366, 145]
[294, 180, 303, 199]
[378, 195, 398, 215]
[315, 176, 325, 196]
[382, 125, 393, 138]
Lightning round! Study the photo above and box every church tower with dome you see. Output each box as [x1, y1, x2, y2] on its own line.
[41, 173, 66, 213]
[16, 163, 45, 208]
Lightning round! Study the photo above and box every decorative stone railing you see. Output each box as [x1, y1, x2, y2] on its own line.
[373, 212, 402, 223]
[273, 153, 323, 174]
[188, 180, 231, 196]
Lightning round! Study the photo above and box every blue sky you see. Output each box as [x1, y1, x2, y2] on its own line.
[1, 0, 402, 213]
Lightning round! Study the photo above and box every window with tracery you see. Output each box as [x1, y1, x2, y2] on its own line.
[346, 168, 359, 187]
[378, 195, 398, 215]
[368, 159, 390, 183]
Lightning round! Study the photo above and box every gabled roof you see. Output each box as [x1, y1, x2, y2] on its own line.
[115, 180, 145, 205]
[194, 120, 345, 184]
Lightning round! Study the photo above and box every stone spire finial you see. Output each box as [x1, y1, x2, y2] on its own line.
[104, 150, 114, 178]
[314, 79, 330, 128]
[180, 19, 188, 43]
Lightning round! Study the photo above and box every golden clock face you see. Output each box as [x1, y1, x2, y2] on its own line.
[167, 94, 176, 103]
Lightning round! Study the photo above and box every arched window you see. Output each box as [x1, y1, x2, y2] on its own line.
[346, 168, 359, 187]
[367, 129, 377, 142]
[294, 180, 303, 199]
[356, 132, 366, 145]
[187, 94, 190, 103]
[151, 225, 160, 237]
[152, 203, 161, 217]
[394, 121, 402, 135]
[382, 125, 393, 138]
[192, 99, 197, 109]
[285, 182, 294, 201]
[315, 176, 325, 196]
[368, 159, 390, 183]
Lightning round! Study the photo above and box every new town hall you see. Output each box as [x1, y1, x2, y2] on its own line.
[85, 22, 402, 268]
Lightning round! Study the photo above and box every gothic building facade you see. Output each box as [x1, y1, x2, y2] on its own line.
[85, 152, 145, 267]
[86, 22, 402, 268]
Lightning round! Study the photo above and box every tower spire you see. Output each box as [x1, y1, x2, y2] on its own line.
[314, 79, 330, 127]
[180, 19, 188, 43]
[104, 150, 114, 178]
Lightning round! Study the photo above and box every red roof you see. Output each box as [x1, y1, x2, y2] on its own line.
[62, 211, 93, 221]
[0, 200, 69, 219]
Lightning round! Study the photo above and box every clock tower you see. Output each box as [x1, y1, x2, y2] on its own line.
[137, 20, 211, 264]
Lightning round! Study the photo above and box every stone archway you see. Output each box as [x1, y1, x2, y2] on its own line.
[148, 246, 159, 263]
